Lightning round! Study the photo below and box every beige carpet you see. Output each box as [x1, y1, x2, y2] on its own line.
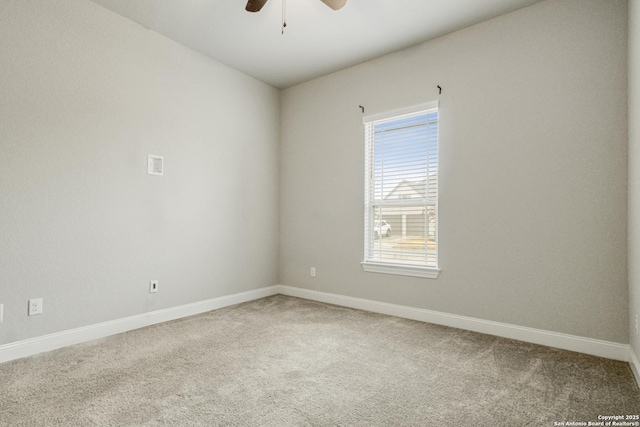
[0, 295, 638, 426]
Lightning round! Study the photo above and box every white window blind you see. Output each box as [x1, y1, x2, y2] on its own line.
[363, 101, 439, 277]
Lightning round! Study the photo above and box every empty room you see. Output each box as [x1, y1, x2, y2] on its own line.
[1, 0, 640, 425]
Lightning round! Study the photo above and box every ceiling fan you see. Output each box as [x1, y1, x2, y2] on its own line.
[245, 0, 347, 12]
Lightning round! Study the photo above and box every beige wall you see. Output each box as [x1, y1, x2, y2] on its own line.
[630, 0, 640, 356]
[280, 0, 629, 343]
[0, 0, 280, 344]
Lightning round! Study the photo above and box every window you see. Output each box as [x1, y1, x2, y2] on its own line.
[362, 101, 439, 278]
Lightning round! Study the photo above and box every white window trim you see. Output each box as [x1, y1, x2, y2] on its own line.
[362, 101, 438, 124]
[361, 261, 440, 279]
[362, 101, 440, 279]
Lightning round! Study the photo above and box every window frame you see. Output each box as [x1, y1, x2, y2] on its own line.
[361, 101, 440, 279]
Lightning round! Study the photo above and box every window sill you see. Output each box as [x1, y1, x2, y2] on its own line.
[361, 261, 440, 279]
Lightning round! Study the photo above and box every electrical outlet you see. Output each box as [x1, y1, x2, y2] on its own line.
[28, 298, 43, 316]
[149, 280, 158, 293]
[310, 267, 316, 278]
[635, 314, 639, 336]
[0, 304, 3, 323]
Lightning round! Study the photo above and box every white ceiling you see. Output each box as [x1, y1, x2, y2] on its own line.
[89, 0, 544, 89]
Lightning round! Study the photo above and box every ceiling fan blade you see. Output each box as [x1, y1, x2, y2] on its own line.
[246, 0, 268, 12]
[320, 0, 347, 10]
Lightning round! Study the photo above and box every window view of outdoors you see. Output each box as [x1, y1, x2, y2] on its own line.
[366, 111, 438, 267]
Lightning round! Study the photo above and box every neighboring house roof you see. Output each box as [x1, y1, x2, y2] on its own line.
[385, 179, 426, 200]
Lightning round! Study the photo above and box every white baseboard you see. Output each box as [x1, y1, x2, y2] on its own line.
[1, 284, 633, 368]
[0, 286, 279, 364]
[275, 285, 630, 362]
[630, 347, 640, 389]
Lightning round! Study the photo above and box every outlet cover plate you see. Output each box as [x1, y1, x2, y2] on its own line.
[28, 298, 43, 316]
[148, 155, 163, 176]
[149, 280, 159, 293]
